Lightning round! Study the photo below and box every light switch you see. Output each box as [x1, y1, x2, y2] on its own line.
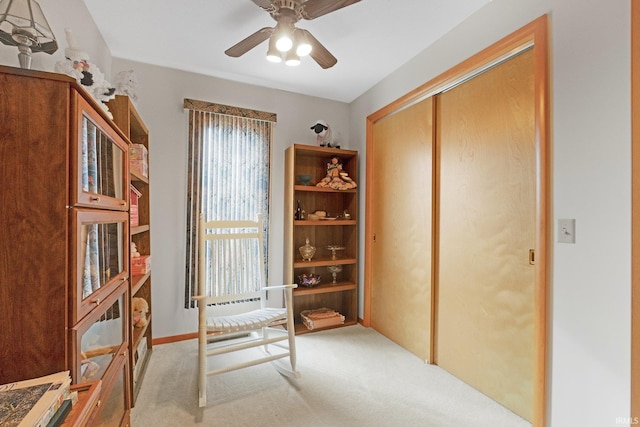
[558, 218, 576, 244]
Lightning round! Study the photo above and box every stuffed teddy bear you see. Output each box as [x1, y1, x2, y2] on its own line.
[132, 297, 149, 328]
[113, 69, 139, 102]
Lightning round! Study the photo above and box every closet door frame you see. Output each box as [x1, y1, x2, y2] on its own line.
[363, 15, 550, 427]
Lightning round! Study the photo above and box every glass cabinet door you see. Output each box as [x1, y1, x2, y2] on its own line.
[91, 353, 130, 427]
[72, 209, 129, 324]
[72, 92, 129, 211]
[71, 284, 128, 385]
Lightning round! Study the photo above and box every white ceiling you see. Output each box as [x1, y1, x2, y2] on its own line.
[82, 0, 490, 103]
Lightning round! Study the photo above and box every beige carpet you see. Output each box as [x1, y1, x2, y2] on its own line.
[131, 324, 530, 427]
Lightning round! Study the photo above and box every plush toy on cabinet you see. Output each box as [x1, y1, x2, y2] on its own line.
[310, 120, 339, 148]
[132, 297, 149, 328]
[113, 69, 139, 102]
[54, 28, 116, 117]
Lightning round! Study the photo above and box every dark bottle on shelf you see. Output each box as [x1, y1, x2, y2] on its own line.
[295, 200, 302, 220]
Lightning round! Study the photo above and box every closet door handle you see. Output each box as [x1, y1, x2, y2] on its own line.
[529, 249, 535, 265]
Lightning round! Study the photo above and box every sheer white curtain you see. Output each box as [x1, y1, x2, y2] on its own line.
[183, 99, 276, 307]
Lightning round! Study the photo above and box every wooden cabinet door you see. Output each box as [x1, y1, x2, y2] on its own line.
[370, 97, 434, 361]
[71, 92, 129, 211]
[71, 209, 130, 325]
[436, 48, 535, 421]
[70, 282, 129, 385]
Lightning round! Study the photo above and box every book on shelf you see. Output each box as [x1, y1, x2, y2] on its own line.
[301, 308, 345, 330]
[45, 399, 72, 427]
[0, 371, 71, 427]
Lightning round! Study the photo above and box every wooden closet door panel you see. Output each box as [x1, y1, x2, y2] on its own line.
[436, 49, 535, 420]
[370, 97, 433, 361]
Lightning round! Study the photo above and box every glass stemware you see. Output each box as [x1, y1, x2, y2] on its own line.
[326, 265, 343, 284]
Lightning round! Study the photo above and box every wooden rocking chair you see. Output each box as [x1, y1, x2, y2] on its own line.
[194, 215, 299, 407]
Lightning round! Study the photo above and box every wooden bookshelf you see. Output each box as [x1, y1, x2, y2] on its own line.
[284, 144, 359, 334]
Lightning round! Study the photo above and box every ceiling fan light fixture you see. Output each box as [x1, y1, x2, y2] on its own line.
[273, 23, 293, 52]
[266, 52, 281, 63]
[228, 0, 356, 69]
[275, 34, 292, 52]
[294, 30, 312, 57]
[266, 36, 282, 62]
[285, 50, 300, 66]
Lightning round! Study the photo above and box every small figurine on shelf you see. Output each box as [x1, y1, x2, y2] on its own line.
[131, 242, 141, 258]
[316, 156, 357, 190]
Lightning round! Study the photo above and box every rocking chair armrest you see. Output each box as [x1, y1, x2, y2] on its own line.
[192, 295, 208, 301]
[262, 284, 298, 292]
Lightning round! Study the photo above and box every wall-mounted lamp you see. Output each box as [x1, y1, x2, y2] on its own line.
[0, 0, 57, 69]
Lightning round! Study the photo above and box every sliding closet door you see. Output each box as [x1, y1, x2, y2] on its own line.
[436, 48, 535, 420]
[370, 97, 434, 361]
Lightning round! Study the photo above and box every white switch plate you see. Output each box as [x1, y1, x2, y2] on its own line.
[558, 218, 576, 244]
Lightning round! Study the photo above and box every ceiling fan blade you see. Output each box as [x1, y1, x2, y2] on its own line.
[251, 0, 274, 10]
[301, 29, 337, 69]
[225, 27, 274, 57]
[301, 0, 361, 20]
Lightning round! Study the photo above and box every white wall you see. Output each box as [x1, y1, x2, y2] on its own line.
[0, 0, 632, 425]
[349, 0, 632, 426]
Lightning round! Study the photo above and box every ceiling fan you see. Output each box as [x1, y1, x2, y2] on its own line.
[225, 0, 361, 69]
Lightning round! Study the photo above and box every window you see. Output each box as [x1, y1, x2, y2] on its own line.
[183, 99, 276, 307]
